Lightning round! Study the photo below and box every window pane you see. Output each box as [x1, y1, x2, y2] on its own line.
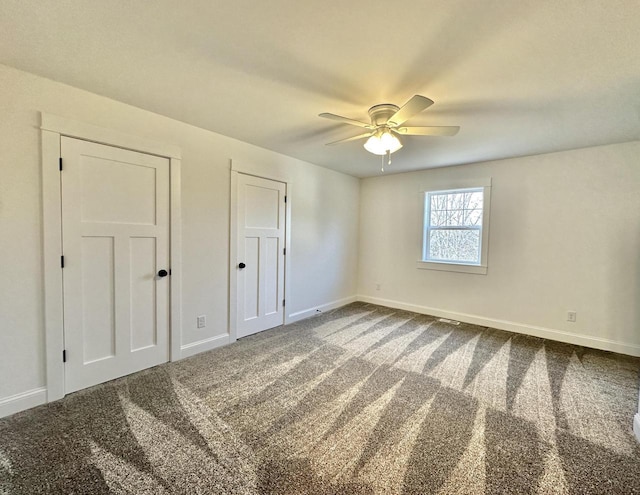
[446, 192, 465, 210]
[428, 229, 480, 263]
[428, 190, 484, 228]
[430, 194, 447, 211]
[430, 207, 456, 226]
[463, 208, 482, 226]
[465, 191, 483, 209]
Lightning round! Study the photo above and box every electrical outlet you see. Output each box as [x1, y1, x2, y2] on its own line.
[197, 315, 206, 328]
[375, 283, 381, 291]
[567, 311, 577, 323]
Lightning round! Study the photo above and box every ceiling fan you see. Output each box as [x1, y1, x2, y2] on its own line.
[319, 95, 460, 171]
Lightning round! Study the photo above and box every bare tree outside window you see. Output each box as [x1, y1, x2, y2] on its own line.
[424, 188, 483, 264]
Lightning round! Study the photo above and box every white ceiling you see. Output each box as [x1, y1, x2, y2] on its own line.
[1, 0, 639, 177]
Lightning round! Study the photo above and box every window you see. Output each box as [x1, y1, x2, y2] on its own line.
[418, 180, 491, 274]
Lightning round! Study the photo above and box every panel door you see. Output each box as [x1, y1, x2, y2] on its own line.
[61, 137, 170, 393]
[237, 174, 286, 338]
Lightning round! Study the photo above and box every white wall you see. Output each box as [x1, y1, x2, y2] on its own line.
[0, 64, 359, 408]
[358, 142, 640, 355]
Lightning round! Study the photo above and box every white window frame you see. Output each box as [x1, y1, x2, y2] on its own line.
[417, 178, 491, 275]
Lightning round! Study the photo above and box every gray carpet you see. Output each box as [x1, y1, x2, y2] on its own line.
[1, 302, 640, 494]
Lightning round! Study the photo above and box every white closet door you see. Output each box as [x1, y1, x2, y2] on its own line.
[61, 137, 170, 393]
[237, 174, 286, 338]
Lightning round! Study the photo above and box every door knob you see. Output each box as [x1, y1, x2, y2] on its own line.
[238, 262, 246, 269]
[158, 269, 168, 277]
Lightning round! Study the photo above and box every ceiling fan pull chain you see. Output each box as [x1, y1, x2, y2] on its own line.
[387, 149, 391, 166]
[381, 154, 384, 172]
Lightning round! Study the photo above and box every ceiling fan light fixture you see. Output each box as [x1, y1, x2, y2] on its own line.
[364, 130, 402, 155]
[381, 130, 402, 152]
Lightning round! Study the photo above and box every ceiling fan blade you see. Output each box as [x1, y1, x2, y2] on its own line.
[325, 132, 372, 146]
[395, 126, 460, 136]
[387, 95, 434, 126]
[319, 113, 374, 129]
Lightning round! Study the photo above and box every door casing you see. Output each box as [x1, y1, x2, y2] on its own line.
[41, 113, 182, 402]
[229, 162, 292, 341]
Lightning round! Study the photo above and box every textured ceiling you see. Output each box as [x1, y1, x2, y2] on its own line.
[1, 0, 639, 177]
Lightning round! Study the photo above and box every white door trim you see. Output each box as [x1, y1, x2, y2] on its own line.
[229, 161, 292, 342]
[41, 113, 182, 402]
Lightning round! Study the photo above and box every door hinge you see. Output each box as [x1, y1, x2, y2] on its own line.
[61, 255, 65, 268]
[59, 157, 63, 171]
[283, 299, 285, 307]
[283, 248, 286, 255]
[284, 195, 287, 203]
[62, 350, 67, 363]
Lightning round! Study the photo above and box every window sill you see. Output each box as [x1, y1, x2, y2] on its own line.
[416, 260, 487, 275]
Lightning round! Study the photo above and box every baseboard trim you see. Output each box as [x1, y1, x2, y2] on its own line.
[287, 296, 358, 324]
[0, 387, 47, 419]
[180, 334, 230, 359]
[357, 295, 640, 357]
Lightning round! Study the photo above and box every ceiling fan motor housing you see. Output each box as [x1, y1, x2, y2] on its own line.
[368, 104, 400, 127]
